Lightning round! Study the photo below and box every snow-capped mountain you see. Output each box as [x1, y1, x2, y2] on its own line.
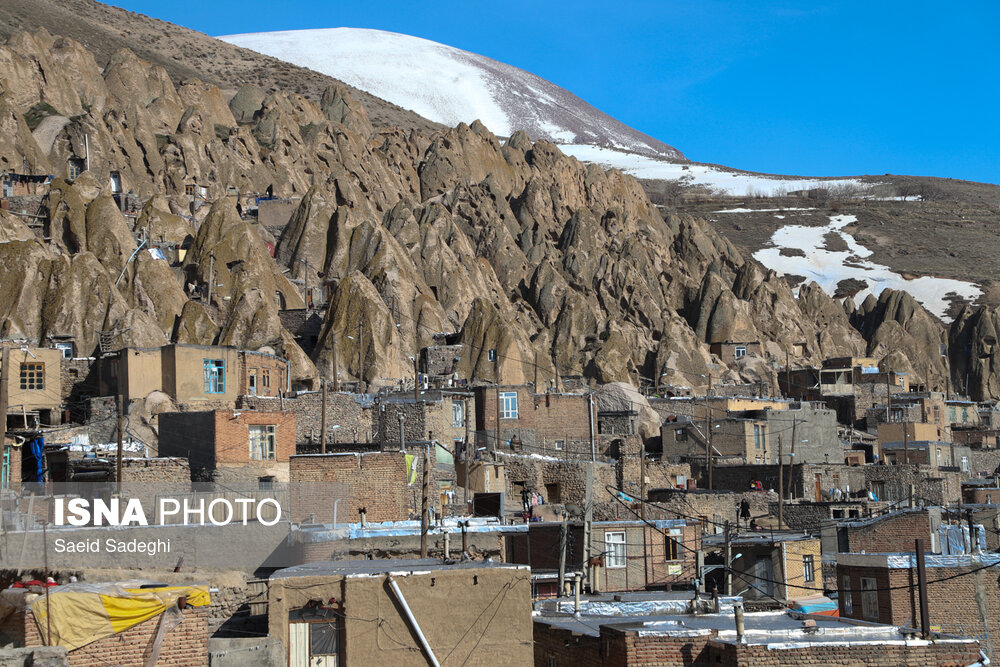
[219, 27, 684, 160]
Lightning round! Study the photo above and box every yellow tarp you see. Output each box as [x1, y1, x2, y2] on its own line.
[30, 583, 210, 651]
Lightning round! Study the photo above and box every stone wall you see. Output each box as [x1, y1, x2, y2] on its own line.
[238, 391, 372, 447]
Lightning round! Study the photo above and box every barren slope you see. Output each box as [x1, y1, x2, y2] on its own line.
[0, 0, 443, 133]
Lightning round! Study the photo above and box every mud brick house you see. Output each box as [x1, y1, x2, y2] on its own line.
[474, 385, 596, 458]
[241, 389, 373, 447]
[864, 463, 966, 506]
[711, 532, 823, 601]
[880, 439, 972, 471]
[709, 340, 763, 366]
[238, 349, 289, 397]
[822, 508, 942, 555]
[267, 559, 532, 666]
[376, 390, 472, 452]
[158, 409, 295, 484]
[534, 601, 984, 667]
[288, 451, 409, 524]
[100, 344, 288, 406]
[837, 551, 1000, 659]
[1, 346, 63, 428]
[506, 519, 700, 595]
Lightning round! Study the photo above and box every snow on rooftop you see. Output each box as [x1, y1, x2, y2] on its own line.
[752, 213, 981, 320]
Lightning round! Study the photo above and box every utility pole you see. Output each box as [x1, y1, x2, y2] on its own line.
[330, 335, 339, 392]
[789, 417, 798, 500]
[589, 394, 596, 462]
[494, 354, 501, 454]
[558, 513, 568, 597]
[0, 349, 9, 459]
[915, 538, 930, 639]
[639, 439, 647, 521]
[116, 395, 124, 496]
[357, 322, 364, 388]
[464, 409, 472, 514]
[903, 419, 909, 465]
[777, 434, 784, 528]
[785, 347, 791, 398]
[206, 251, 215, 306]
[420, 444, 430, 558]
[967, 509, 977, 552]
[705, 374, 714, 490]
[885, 350, 893, 423]
[533, 350, 539, 391]
[320, 380, 328, 454]
[413, 355, 419, 401]
[724, 520, 732, 596]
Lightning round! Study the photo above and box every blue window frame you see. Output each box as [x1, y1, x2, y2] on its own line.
[204, 359, 225, 393]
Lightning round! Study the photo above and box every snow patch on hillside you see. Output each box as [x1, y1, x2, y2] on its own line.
[559, 145, 874, 197]
[219, 28, 683, 159]
[753, 214, 981, 320]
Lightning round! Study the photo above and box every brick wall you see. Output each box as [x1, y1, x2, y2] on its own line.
[289, 452, 408, 523]
[238, 351, 287, 398]
[840, 560, 1000, 659]
[9, 605, 211, 666]
[842, 511, 932, 553]
[707, 638, 981, 666]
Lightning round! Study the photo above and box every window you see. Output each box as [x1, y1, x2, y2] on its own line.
[262, 368, 271, 388]
[861, 577, 878, 620]
[665, 528, 681, 560]
[842, 576, 853, 615]
[554, 440, 564, 451]
[55, 343, 74, 359]
[962, 456, 970, 472]
[487, 349, 497, 362]
[676, 429, 687, 442]
[803, 555, 815, 583]
[754, 425, 763, 450]
[249, 425, 276, 460]
[452, 400, 465, 428]
[68, 158, 85, 179]
[605, 531, 626, 569]
[248, 370, 257, 395]
[734, 345, 747, 359]
[499, 391, 518, 419]
[203, 359, 225, 393]
[258, 476, 275, 490]
[19, 363, 44, 390]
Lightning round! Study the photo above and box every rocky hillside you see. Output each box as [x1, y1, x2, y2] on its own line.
[0, 0, 442, 133]
[0, 28, 996, 399]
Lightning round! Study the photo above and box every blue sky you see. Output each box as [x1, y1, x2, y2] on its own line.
[111, 1, 998, 183]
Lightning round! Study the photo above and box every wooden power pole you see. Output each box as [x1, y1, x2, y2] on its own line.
[116, 395, 124, 496]
[777, 434, 784, 528]
[420, 444, 430, 558]
[320, 380, 328, 454]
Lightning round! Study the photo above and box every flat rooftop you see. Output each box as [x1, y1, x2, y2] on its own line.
[535, 602, 960, 647]
[271, 558, 528, 580]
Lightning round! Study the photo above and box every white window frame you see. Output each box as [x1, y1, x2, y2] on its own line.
[842, 576, 853, 615]
[734, 345, 747, 359]
[249, 424, 277, 461]
[803, 555, 815, 583]
[452, 400, 465, 428]
[605, 531, 626, 569]
[554, 440, 564, 451]
[499, 391, 519, 419]
[961, 456, 970, 472]
[860, 577, 878, 620]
